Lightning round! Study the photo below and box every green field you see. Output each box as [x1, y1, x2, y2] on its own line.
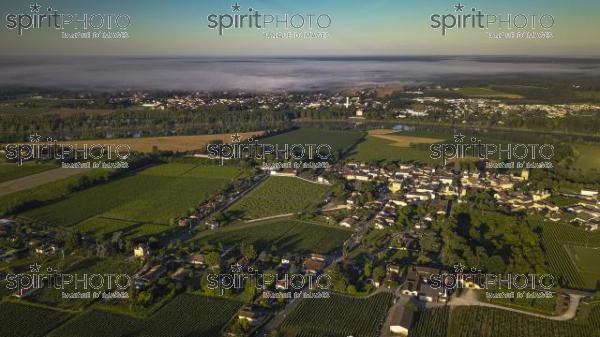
[27, 257, 138, 310]
[47, 309, 142, 337]
[138, 294, 241, 337]
[47, 294, 241, 337]
[348, 135, 439, 165]
[542, 221, 600, 290]
[196, 218, 352, 254]
[279, 292, 393, 337]
[262, 128, 364, 157]
[22, 163, 239, 227]
[0, 162, 57, 183]
[225, 176, 330, 220]
[455, 86, 523, 99]
[0, 169, 110, 214]
[0, 302, 71, 337]
[73, 215, 171, 240]
[571, 143, 600, 173]
[412, 305, 600, 337]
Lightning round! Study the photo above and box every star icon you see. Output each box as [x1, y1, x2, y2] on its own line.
[453, 263, 465, 273]
[231, 3, 241, 11]
[30, 3, 41, 12]
[29, 132, 42, 143]
[455, 3, 465, 11]
[231, 133, 242, 143]
[453, 132, 465, 143]
[29, 263, 41, 273]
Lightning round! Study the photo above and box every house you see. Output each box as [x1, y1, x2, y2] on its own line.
[206, 219, 220, 230]
[187, 252, 205, 266]
[389, 181, 402, 193]
[171, 267, 191, 282]
[389, 305, 414, 336]
[581, 189, 598, 197]
[35, 244, 57, 255]
[310, 253, 326, 262]
[339, 217, 356, 228]
[134, 244, 149, 258]
[303, 259, 324, 274]
[238, 307, 262, 324]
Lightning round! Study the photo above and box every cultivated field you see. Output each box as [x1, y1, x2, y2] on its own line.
[368, 129, 443, 147]
[22, 163, 239, 228]
[262, 128, 364, 157]
[196, 218, 352, 254]
[279, 292, 394, 337]
[455, 86, 523, 99]
[0, 167, 88, 197]
[27, 257, 138, 310]
[137, 294, 241, 337]
[412, 305, 600, 337]
[225, 176, 330, 220]
[47, 309, 142, 337]
[47, 294, 241, 337]
[57, 131, 264, 153]
[349, 134, 439, 165]
[0, 302, 71, 337]
[541, 221, 600, 290]
[0, 162, 57, 183]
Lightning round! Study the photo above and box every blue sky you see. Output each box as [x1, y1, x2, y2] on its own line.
[0, 0, 598, 56]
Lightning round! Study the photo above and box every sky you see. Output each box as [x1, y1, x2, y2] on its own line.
[0, 0, 599, 56]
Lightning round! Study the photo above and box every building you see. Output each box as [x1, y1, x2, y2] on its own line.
[339, 217, 356, 228]
[134, 244, 149, 258]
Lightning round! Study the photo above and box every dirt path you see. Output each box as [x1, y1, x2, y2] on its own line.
[449, 289, 584, 321]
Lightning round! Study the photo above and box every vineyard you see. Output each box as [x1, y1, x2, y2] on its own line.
[541, 221, 600, 290]
[46, 294, 242, 337]
[0, 302, 71, 337]
[197, 218, 352, 254]
[136, 294, 241, 337]
[278, 292, 393, 337]
[411, 305, 600, 337]
[225, 176, 331, 220]
[47, 309, 142, 337]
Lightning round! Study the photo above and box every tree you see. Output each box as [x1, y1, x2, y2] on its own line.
[372, 266, 385, 282]
[241, 244, 257, 260]
[206, 252, 221, 269]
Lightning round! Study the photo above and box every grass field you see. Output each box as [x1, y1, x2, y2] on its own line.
[262, 128, 364, 157]
[225, 176, 330, 220]
[0, 302, 71, 337]
[348, 134, 439, 165]
[195, 218, 352, 254]
[541, 221, 600, 290]
[0, 162, 57, 183]
[455, 86, 523, 99]
[412, 305, 600, 337]
[279, 292, 393, 337]
[22, 163, 239, 227]
[571, 143, 600, 173]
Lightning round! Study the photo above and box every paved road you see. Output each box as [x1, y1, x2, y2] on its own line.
[449, 289, 584, 321]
